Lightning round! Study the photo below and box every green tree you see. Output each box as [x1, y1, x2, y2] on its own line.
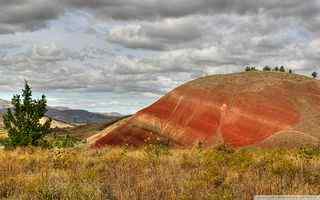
[273, 66, 279, 71]
[250, 67, 257, 71]
[279, 66, 285, 72]
[263, 66, 271, 71]
[288, 69, 293, 74]
[3, 82, 51, 147]
[312, 72, 318, 79]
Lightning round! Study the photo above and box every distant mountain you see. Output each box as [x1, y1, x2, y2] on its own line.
[102, 112, 123, 117]
[0, 113, 74, 129]
[0, 99, 11, 109]
[46, 109, 118, 124]
[0, 98, 120, 124]
[50, 106, 71, 111]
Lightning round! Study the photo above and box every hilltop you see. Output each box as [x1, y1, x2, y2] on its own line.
[89, 71, 320, 148]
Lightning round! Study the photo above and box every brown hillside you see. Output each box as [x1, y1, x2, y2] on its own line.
[89, 72, 320, 148]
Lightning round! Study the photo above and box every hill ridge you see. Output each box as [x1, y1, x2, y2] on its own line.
[89, 72, 320, 148]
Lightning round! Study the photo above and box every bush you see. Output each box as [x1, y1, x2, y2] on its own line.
[298, 146, 320, 159]
[143, 142, 170, 161]
[263, 66, 271, 71]
[50, 135, 82, 149]
[215, 144, 235, 154]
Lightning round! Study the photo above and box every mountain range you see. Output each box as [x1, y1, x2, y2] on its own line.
[0, 99, 121, 125]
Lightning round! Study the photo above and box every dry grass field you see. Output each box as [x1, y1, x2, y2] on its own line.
[0, 145, 320, 200]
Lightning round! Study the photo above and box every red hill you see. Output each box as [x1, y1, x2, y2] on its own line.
[89, 72, 320, 148]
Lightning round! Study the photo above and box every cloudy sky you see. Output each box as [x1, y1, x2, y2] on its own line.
[0, 0, 319, 114]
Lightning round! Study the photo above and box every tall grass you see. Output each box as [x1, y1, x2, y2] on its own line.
[0, 145, 320, 199]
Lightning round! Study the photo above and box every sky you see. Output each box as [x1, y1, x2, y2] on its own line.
[0, 0, 319, 114]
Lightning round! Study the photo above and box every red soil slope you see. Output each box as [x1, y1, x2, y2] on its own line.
[89, 72, 320, 148]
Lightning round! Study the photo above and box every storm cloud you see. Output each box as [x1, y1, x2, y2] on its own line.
[0, 0, 319, 33]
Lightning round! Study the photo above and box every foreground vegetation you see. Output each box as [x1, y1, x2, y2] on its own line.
[0, 145, 320, 200]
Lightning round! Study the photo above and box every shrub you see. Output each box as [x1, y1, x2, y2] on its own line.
[143, 142, 170, 161]
[298, 146, 320, 159]
[215, 144, 235, 154]
[279, 66, 286, 72]
[263, 66, 271, 71]
[50, 135, 82, 149]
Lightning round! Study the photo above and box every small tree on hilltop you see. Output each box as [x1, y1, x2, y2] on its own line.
[263, 66, 271, 71]
[279, 66, 285, 72]
[250, 67, 257, 71]
[312, 72, 318, 79]
[3, 81, 51, 147]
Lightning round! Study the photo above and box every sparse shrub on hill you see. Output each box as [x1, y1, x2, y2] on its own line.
[279, 66, 286, 72]
[143, 140, 171, 161]
[3, 82, 51, 148]
[312, 71, 318, 79]
[263, 66, 271, 71]
[298, 146, 320, 159]
[50, 135, 82, 149]
[244, 66, 258, 72]
[244, 65, 295, 74]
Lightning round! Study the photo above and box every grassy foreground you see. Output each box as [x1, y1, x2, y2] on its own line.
[0, 145, 320, 200]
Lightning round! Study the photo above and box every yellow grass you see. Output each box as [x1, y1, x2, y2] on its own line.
[0, 145, 319, 200]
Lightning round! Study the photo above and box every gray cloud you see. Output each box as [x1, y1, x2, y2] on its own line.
[0, 0, 319, 34]
[64, 0, 320, 21]
[0, 0, 63, 33]
[108, 17, 203, 50]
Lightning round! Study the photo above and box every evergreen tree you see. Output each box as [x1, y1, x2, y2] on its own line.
[279, 66, 285, 72]
[288, 69, 293, 74]
[3, 82, 51, 147]
[263, 66, 271, 71]
[273, 66, 279, 71]
[312, 72, 318, 79]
